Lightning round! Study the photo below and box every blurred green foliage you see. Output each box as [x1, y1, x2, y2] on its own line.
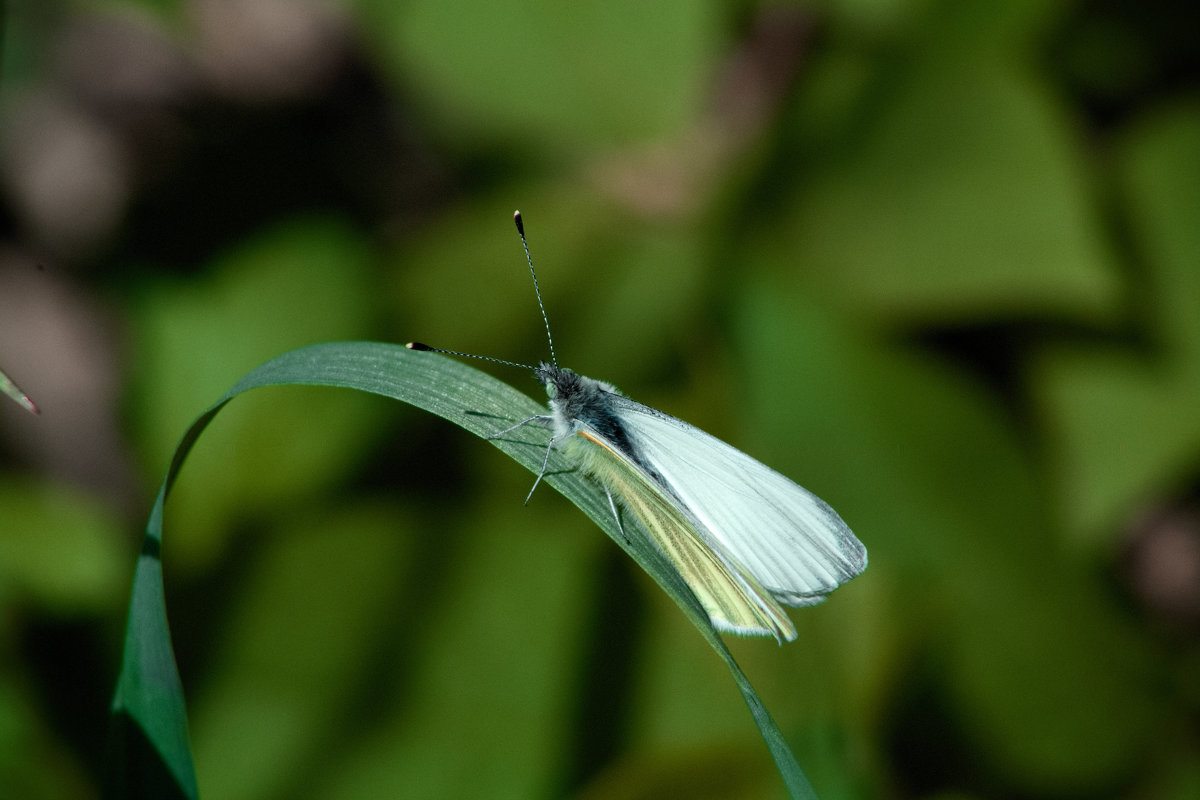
[1, 0, 1198, 798]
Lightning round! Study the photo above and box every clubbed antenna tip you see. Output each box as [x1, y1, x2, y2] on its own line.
[406, 340, 534, 372]
[513, 210, 524, 235]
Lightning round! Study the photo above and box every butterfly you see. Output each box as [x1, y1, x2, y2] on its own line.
[409, 212, 866, 641]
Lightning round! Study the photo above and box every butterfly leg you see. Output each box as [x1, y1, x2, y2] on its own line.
[605, 489, 630, 544]
[487, 414, 552, 440]
[485, 415, 558, 504]
[522, 435, 560, 505]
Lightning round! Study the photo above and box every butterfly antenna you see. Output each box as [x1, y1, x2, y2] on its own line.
[405, 342, 535, 372]
[514, 211, 557, 368]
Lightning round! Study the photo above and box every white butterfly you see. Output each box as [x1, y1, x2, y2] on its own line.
[409, 212, 867, 642]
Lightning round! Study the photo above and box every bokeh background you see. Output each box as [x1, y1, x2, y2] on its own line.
[2, 1, 1198, 798]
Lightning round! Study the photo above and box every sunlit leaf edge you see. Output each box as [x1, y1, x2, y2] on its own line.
[1, 365, 39, 414]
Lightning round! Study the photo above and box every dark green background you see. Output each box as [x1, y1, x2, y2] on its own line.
[1, 1, 1197, 798]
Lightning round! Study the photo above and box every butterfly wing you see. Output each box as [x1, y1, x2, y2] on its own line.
[609, 396, 867, 607]
[566, 424, 797, 641]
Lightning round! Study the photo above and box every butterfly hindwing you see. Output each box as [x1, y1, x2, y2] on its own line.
[567, 425, 797, 641]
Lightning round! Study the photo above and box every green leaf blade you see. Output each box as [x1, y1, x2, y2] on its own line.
[109, 341, 823, 799]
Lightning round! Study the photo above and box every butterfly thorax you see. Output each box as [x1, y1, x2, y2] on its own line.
[535, 362, 636, 455]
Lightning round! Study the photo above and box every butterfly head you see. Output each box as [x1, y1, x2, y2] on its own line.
[534, 362, 579, 399]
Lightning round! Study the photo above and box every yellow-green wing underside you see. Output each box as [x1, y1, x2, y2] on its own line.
[571, 428, 797, 642]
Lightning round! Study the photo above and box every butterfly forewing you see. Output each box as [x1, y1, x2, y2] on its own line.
[609, 396, 867, 605]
